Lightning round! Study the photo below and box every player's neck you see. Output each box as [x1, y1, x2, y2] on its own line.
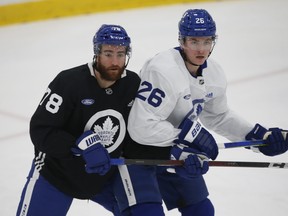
[185, 61, 199, 77]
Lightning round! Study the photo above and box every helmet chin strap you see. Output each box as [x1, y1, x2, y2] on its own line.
[92, 55, 98, 71]
[124, 56, 130, 68]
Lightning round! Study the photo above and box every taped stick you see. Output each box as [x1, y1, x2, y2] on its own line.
[111, 158, 288, 169]
[217, 140, 265, 149]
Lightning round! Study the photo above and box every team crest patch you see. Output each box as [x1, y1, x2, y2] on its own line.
[93, 117, 119, 147]
[84, 109, 126, 153]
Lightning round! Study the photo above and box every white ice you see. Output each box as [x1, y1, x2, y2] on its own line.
[1, 0, 288, 215]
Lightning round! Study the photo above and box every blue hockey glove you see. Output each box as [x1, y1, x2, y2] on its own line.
[246, 123, 288, 156]
[177, 118, 218, 160]
[169, 144, 209, 179]
[73, 130, 111, 175]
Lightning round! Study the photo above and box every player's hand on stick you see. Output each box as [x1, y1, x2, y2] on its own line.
[169, 144, 209, 179]
[246, 123, 288, 156]
[72, 130, 111, 175]
[177, 118, 218, 160]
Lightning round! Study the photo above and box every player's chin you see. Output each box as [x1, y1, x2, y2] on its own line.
[194, 56, 206, 64]
[107, 70, 122, 80]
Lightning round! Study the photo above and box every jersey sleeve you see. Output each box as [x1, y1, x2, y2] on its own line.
[199, 59, 253, 141]
[30, 71, 77, 158]
[127, 58, 180, 147]
[200, 93, 253, 141]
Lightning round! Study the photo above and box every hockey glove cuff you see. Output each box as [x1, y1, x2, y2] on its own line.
[169, 144, 209, 179]
[176, 118, 218, 160]
[73, 130, 111, 175]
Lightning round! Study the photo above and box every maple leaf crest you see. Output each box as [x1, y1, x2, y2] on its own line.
[93, 116, 119, 147]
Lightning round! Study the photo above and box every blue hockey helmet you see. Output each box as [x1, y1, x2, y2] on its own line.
[93, 24, 131, 56]
[178, 9, 216, 39]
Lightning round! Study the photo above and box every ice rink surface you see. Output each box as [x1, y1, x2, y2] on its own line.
[1, 0, 288, 215]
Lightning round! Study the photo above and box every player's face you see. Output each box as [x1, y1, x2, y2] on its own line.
[96, 44, 127, 81]
[181, 36, 214, 65]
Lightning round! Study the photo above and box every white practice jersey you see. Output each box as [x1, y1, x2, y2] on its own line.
[128, 47, 253, 147]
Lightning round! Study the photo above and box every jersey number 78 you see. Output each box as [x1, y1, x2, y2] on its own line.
[39, 87, 63, 114]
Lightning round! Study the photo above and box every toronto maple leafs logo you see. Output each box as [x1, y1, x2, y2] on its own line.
[195, 103, 203, 116]
[186, 99, 204, 121]
[93, 116, 119, 148]
[84, 109, 126, 153]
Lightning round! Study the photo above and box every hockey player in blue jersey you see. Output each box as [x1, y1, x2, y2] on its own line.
[16, 24, 140, 216]
[114, 9, 288, 216]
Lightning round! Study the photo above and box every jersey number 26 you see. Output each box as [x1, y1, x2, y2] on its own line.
[136, 81, 165, 107]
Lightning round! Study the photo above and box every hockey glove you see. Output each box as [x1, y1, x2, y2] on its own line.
[246, 123, 288, 156]
[177, 118, 218, 160]
[73, 130, 111, 175]
[169, 144, 209, 179]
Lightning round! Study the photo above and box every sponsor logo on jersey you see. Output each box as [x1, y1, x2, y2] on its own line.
[183, 94, 191, 100]
[81, 99, 95, 105]
[127, 100, 134, 107]
[84, 109, 126, 153]
[205, 92, 213, 98]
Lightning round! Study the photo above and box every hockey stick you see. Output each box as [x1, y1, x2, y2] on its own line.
[109, 141, 265, 166]
[110, 158, 288, 169]
[217, 140, 265, 149]
[219, 131, 287, 149]
[209, 161, 288, 169]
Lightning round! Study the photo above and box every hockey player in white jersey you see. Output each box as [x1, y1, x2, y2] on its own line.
[115, 9, 288, 215]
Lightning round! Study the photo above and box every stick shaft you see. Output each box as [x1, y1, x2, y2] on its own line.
[218, 132, 287, 149]
[209, 161, 288, 168]
[217, 140, 265, 149]
[111, 158, 183, 166]
[111, 158, 288, 169]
